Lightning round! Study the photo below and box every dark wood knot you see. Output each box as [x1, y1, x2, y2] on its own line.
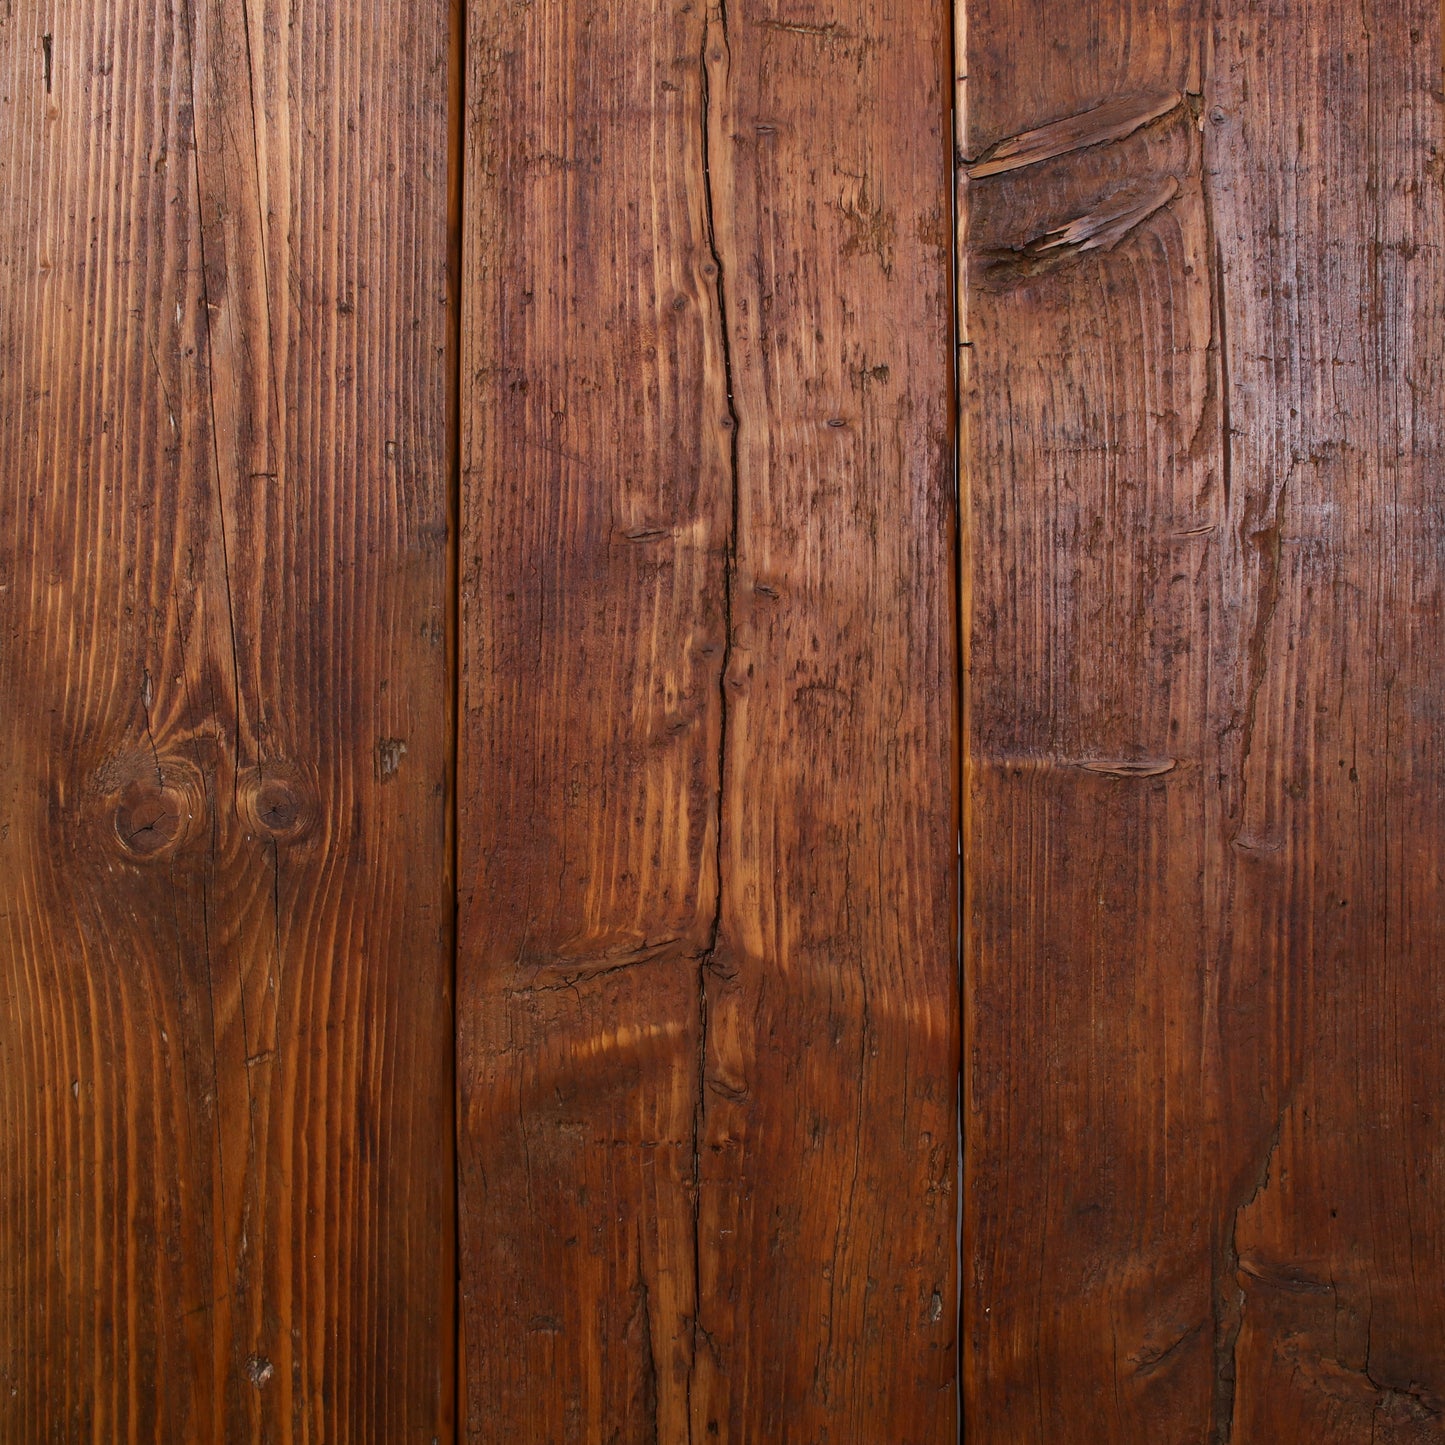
[239, 763, 316, 842]
[113, 780, 190, 857]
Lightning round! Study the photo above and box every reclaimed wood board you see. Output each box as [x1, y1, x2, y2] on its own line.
[961, 0, 1445, 1437]
[9, 0, 1442, 1437]
[458, 0, 957, 1438]
[0, 0, 455, 1438]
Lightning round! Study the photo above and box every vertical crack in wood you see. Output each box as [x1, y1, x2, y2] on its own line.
[229, 1, 268, 1262]
[177, 7, 286, 1405]
[1215, 238, 1233, 498]
[1212, 1110, 1285, 1443]
[178, 0, 244, 1281]
[238, 0, 282, 448]
[690, 4, 737, 1436]
[180, 21, 245, 770]
[634, 1219, 661, 1444]
[1230, 475, 1288, 847]
[1195, 59, 1249, 1438]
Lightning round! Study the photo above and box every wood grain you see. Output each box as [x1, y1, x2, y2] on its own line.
[459, 1, 957, 1439]
[459, 1, 724, 1434]
[692, 3, 957, 1437]
[0, 1, 455, 1438]
[961, 0, 1445, 1438]
[1210, 5, 1445, 1438]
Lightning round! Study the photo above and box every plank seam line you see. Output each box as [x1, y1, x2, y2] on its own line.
[448, 0, 467, 1433]
[950, 0, 966, 1430]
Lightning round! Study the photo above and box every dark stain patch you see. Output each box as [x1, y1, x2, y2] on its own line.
[837, 174, 896, 276]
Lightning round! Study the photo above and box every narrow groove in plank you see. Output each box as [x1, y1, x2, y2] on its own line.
[448, 0, 467, 1436]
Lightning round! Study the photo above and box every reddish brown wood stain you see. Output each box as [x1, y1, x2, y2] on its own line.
[962, 1, 1445, 1439]
[458, 0, 956, 1439]
[0, 1, 455, 1439]
[4, 0, 1443, 1439]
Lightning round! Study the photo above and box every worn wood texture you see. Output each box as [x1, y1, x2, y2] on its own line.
[459, 0, 956, 1438]
[962, 0, 1445, 1438]
[693, 3, 957, 1437]
[459, 0, 724, 1434]
[0, 1, 455, 1439]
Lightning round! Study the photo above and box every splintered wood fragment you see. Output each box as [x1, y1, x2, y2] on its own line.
[1075, 758, 1178, 778]
[966, 89, 1183, 178]
[1039, 176, 1180, 253]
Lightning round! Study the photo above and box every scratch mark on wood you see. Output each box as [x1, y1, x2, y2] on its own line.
[1132, 1320, 1206, 1377]
[753, 17, 851, 40]
[1236, 1257, 1333, 1295]
[1230, 474, 1288, 847]
[512, 937, 689, 992]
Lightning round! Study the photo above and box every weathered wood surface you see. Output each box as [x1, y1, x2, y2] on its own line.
[459, 0, 957, 1438]
[17, 0, 1436, 1435]
[0, 2, 455, 1439]
[459, 0, 724, 1434]
[961, 0, 1445, 1438]
[693, 3, 957, 1437]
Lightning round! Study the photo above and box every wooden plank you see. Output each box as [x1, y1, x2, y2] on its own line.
[1207, 4, 1445, 1437]
[692, 3, 957, 1437]
[961, 0, 1445, 1436]
[459, 0, 957, 1438]
[0, 1, 455, 1438]
[959, 10, 1219, 1432]
[458, 2, 726, 1436]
